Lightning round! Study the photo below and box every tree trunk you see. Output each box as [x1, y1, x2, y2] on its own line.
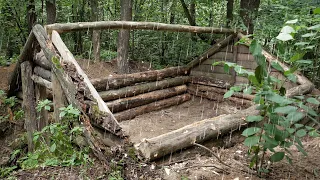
[107, 85, 187, 113]
[114, 94, 191, 121]
[117, 0, 132, 74]
[27, 0, 36, 32]
[46, 0, 56, 24]
[91, 0, 101, 62]
[240, 0, 261, 34]
[226, 0, 234, 27]
[99, 76, 190, 101]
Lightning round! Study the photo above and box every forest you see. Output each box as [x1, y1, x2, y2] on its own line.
[0, 0, 320, 179]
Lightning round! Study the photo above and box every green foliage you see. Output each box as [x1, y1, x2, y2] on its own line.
[16, 104, 91, 170]
[36, 99, 52, 112]
[101, 50, 117, 61]
[215, 34, 320, 174]
[0, 90, 24, 121]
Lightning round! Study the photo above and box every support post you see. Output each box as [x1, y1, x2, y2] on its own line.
[21, 61, 37, 152]
[52, 73, 67, 122]
[35, 84, 48, 130]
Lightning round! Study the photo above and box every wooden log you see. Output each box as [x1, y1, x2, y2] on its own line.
[190, 71, 234, 83]
[50, 30, 124, 137]
[187, 84, 253, 106]
[99, 76, 190, 101]
[190, 76, 231, 88]
[187, 34, 236, 69]
[34, 66, 51, 81]
[34, 50, 52, 70]
[35, 84, 48, 131]
[188, 84, 254, 101]
[134, 105, 259, 161]
[192, 65, 227, 74]
[31, 75, 52, 90]
[91, 66, 189, 91]
[114, 94, 191, 121]
[45, 21, 236, 34]
[107, 85, 187, 113]
[8, 32, 35, 96]
[52, 73, 67, 122]
[21, 61, 37, 152]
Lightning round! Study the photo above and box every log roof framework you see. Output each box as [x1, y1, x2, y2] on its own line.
[7, 21, 317, 161]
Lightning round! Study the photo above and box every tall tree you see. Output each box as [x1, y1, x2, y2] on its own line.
[27, 0, 36, 32]
[226, 0, 234, 27]
[240, 0, 261, 34]
[46, 0, 56, 24]
[117, 0, 132, 74]
[91, 0, 101, 61]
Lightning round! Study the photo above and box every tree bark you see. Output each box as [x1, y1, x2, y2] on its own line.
[21, 61, 37, 152]
[226, 0, 234, 27]
[107, 85, 187, 113]
[34, 66, 51, 81]
[240, 0, 261, 34]
[35, 84, 48, 131]
[117, 0, 132, 74]
[187, 84, 253, 107]
[135, 105, 259, 161]
[91, 0, 101, 62]
[99, 76, 190, 101]
[114, 94, 191, 121]
[91, 66, 188, 91]
[45, 21, 236, 34]
[46, 0, 56, 24]
[35, 50, 51, 70]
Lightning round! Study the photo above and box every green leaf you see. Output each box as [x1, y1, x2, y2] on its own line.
[50, 143, 57, 152]
[286, 112, 305, 122]
[246, 115, 264, 122]
[314, 7, 320, 14]
[243, 86, 252, 95]
[295, 129, 307, 138]
[270, 152, 285, 162]
[265, 93, 293, 105]
[249, 40, 262, 56]
[286, 128, 295, 134]
[294, 123, 304, 128]
[223, 64, 230, 73]
[306, 97, 320, 105]
[274, 106, 298, 114]
[300, 104, 318, 117]
[285, 19, 298, 24]
[224, 90, 234, 98]
[242, 127, 261, 137]
[276, 33, 293, 41]
[309, 130, 320, 137]
[244, 136, 260, 147]
[295, 144, 307, 156]
[271, 62, 284, 72]
[286, 73, 297, 83]
[308, 24, 320, 30]
[290, 53, 305, 62]
[280, 26, 295, 34]
[301, 33, 317, 38]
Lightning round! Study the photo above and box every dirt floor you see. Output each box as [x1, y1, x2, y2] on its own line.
[1, 61, 320, 179]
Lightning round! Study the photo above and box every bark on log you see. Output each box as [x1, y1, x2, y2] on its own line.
[34, 50, 52, 70]
[114, 94, 191, 121]
[91, 66, 189, 91]
[188, 83, 254, 101]
[135, 105, 259, 161]
[107, 85, 187, 113]
[34, 66, 51, 81]
[8, 32, 35, 96]
[187, 84, 253, 107]
[190, 76, 231, 88]
[187, 34, 236, 69]
[35, 84, 48, 131]
[99, 76, 190, 101]
[31, 75, 52, 90]
[21, 61, 37, 152]
[45, 21, 236, 34]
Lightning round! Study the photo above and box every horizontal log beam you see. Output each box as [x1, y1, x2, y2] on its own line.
[31, 75, 52, 90]
[99, 76, 190, 101]
[34, 50, 52, 70]
[114, 94, 191, 122]
[107, 85, 187, 113]
[34, 66, 51, 81]
[135, 105, 259, 161]
[45, 21, 236, 34]
[91, 66, 189, 91]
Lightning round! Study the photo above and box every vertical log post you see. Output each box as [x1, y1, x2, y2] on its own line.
[21, 61, 37, 152]
[35, 84, 48, 130]
[232, 38, 238, 85]
[52, 73, 67, 122]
